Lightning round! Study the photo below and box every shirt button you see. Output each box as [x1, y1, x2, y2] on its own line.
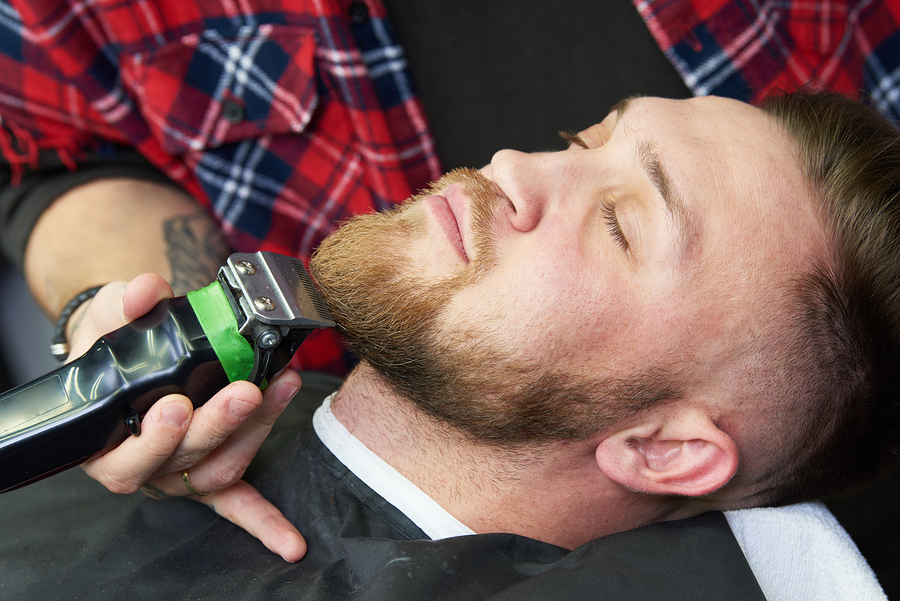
[222, 99, 245, 124]
[349, 1, 369, 24]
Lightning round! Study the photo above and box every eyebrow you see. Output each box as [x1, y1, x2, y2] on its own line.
[611, 96, 638, 118]
[614, 97, 693, 260]
[640, 141, 690, 244]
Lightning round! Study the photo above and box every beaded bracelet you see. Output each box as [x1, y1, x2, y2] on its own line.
[49, 285, 105, 362]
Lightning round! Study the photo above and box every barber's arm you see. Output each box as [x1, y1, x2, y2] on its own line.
[19, 177, 307, 562]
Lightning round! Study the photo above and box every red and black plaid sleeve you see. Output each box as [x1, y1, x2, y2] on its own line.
[0, 0, 442, 373]
[634, 0, 900, 126]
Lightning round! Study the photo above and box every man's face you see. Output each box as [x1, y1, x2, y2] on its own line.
[311, 96, 828, 446]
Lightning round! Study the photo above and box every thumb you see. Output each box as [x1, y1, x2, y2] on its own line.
[121, 273, 174, 322]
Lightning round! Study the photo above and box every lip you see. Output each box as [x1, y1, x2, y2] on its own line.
[423, 191, 469, 263]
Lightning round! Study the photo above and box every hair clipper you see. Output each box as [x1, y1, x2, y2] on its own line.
[0, 251, 333, 493]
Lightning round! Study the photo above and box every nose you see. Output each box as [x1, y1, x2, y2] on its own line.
[487, 148, 581, 232]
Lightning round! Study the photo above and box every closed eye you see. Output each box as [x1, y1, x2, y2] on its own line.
[601, 199, 629, 252]
[559, 133, 627, 252]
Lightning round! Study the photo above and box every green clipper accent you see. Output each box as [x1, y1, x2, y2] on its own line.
[187, 282, 254, 382]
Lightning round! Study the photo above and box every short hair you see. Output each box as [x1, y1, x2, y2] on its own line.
[757, 91, 900, 505]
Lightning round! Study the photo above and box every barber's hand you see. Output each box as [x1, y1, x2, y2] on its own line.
[66, 274, 307, 562]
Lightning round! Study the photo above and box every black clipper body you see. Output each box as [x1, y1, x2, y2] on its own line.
[0, 252, 333, 493]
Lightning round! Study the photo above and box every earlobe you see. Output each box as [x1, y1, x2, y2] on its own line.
[595, 410, 739, 497]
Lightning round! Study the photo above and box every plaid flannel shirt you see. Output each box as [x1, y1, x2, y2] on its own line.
[0, 0, 441, 372]
[2, 0, 899, 374]
[634, 0, 900, 125]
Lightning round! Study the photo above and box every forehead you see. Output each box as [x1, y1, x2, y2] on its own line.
[619, 95, 821, 261]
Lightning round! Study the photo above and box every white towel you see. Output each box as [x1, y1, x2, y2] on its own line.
[725, 502, 886, 601]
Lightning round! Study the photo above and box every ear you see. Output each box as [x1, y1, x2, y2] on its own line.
[595, 407, 738, 497]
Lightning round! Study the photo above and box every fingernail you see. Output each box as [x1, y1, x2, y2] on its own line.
[275, 382, 300, 405]
[228, 397, 256, 420]
[162, 402, 190, 426]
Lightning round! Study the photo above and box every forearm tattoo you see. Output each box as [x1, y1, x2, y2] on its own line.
[164, 213, 230, 295]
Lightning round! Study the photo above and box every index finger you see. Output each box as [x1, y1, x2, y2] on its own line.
[200, 480, 308, 562]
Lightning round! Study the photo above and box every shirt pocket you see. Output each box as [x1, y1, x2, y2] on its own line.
[121, 24, 318, 154]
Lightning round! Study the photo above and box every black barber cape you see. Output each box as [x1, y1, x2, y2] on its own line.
[0, 374, 765, 600]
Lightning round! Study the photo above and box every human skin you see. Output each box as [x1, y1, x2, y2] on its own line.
[396, 96, 828, 429]
[410, 96, 826, 390]
[328, 96, 831, 548]
[20, 95, 829, 555]
[23, 180, 307, 562]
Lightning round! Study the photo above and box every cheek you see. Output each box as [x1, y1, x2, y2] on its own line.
[441, 241, 637, 369]
[638, 265, 765, 389]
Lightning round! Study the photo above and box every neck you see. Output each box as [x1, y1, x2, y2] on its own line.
[330, 363, 688, 549]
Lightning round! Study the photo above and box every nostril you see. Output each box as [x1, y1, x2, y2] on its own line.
[487, 149, 546, 232]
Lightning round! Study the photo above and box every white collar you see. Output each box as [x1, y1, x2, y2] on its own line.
[312, 393, 475, 540]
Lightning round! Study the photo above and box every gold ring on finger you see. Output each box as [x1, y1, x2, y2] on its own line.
[181, 469, 209, 496]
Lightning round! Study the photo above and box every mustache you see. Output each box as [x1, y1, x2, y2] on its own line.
[308, 167, 506, 374]
[408, 167, 505, 273]
[410, 167, 497, 203]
